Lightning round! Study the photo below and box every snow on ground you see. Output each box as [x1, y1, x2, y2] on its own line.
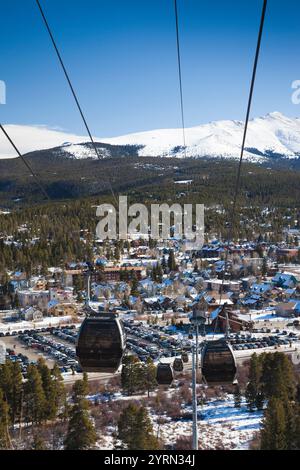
[0, 315, 75, 333]
[94, 394, 263, 450]
[174, 180, 193, 184]
[60, 143, 111, 159]
[154, 395, 263, 450]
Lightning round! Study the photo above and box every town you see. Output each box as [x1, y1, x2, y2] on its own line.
[1, 203, 300, 450]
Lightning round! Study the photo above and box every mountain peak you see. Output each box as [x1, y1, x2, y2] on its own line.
[1, 112, 300, 162]
[265, 111, 289, 120]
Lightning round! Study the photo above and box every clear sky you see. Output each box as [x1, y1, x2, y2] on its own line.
[1, 0, 300, 137]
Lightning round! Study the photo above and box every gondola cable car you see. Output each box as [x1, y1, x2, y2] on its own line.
[201, 337, 237, 385]
[200, 304, 237, 386]
[156, 362, 174, 385]
[173, 357, 184, 372]
[76, 303, 126, 373]
[181, 351, 189, 363]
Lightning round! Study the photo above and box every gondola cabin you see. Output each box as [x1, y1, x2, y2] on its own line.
[173, 357, 184, 372]
[181, 352, 189, 363]
[156, 363, 173, 385]
[76, 312, 126, 373]
[201, 338, 237, 385]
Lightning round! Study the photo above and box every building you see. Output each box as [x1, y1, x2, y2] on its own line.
[275, 301, 300, 317]
[63, 266, 145, 286]
[211, 307, 252, 333]
[22, 306, 43, 321]
[17, 289, 50, 312]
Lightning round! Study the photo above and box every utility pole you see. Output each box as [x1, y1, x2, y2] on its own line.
[195, 322, 199, 377]
[85, 270, 91, 308]
[192, 344, 198, 450]
[190, 303, 206, 451]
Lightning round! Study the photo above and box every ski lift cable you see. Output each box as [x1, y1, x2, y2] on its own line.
[217, 0, 268, 317]
[0, 123, 50, 200]
[35, 0, 119, 207]
[174, 0, 187, 158]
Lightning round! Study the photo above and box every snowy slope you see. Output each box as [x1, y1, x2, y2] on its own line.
[2, 112, 300, 162]
[0, 124, 101, 159]
[103, 112, 300, 161]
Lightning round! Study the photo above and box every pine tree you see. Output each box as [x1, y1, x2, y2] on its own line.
[233, 385, 242, 409]
[52, 364, 67, 419]
[121, 356, 144, 395]
[284, 400, 297, 450]
[261, 352, 296, 401]
[294, 406, 300, 450]
[0, 389, 10, 449]
[64, 378, 96, 450]
[0, 360, 23, 425]
[10, 362, 23, 425]
[64, 400, 97, 450]
[82, 372, 89, 396]
[37, 358, 57, 420]
[260, 397, 287, 450]
[245, 382, 257, 412]
[118, 403, 160, 450]
[24, 364, 46, 425]
[142, 358, 157, 397]
[245, 353, 264, 411]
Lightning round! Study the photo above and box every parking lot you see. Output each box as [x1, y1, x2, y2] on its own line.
[2, 317, 300, 380]
[228, 330, 299, 351]
[124, 320, 192, 362]
[1, 325, 80, 377]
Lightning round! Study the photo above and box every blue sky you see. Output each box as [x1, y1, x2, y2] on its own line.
[1, 0, 300, 137]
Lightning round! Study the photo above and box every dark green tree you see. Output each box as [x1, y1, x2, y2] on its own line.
[233, 385, 242, 409]
[245, 353, 264, 411]
[142, 357, 157, 398]
[24, 364, 46, 425]
[0, 389, 10, 449]
[64, 378, 96, 450]
[260, 397, 287, 450]
[121, 356, 144, 395]
[118, 403, 160, 450]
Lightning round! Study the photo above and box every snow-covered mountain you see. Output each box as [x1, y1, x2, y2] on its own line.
[2, 112, 300, 162]
[103, 112, 300, 162]
[0, 124, 101, 159]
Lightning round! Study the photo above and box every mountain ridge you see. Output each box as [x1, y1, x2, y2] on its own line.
[2, 112, 300, 162]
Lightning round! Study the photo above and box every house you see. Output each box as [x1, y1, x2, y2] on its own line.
[48, 302, 78, 317]
[193, 291, 233, 317]
[250, 283, 271, 295]
[22, 306, 43, 321]
[277, 248, 299, 259]
[204, 278, 240, 293]
[210, 307, 252, 333]
[275, 301, 300, 317]
[272, 272, 298, 289]
[17, 289, 50, 312]
[63, 265, 145, 287]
